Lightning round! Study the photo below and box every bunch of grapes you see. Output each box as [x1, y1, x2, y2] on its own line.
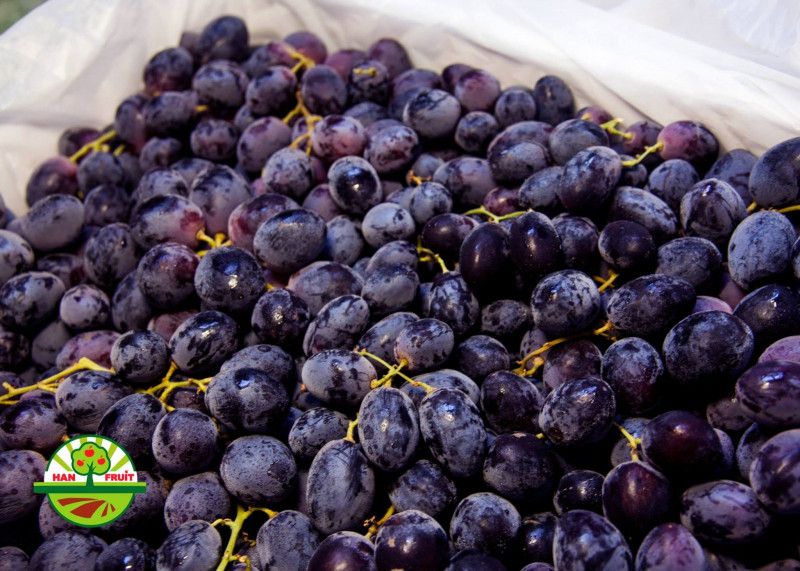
[0, 13, 800, 571]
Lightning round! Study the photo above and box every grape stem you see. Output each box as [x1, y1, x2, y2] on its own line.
[213, 504, 278, 571]
[357, 349, 416, 385]
[352, 66, 377, 77]
[461, 206, 530, 224]
[776, 204, 800, 214]
[598, 118, 634, 141]
[141, 362, 212, 410]
[196, 230, 232, 257]
[345, 415, 359, 442]
[597, 270, 619, 292]
[364, 505, 395, 539]
[515, 322, 616, 373]
[621, 140, 664, 167]
[371, 359, 408, 389]
[416, 243, 449, 274]
[286, 45, 316, 75]
[407, 170, 430, 186]
[614, 422, 642, 462]
[0, 357, 112, 404]
[68, 129, 118, 163]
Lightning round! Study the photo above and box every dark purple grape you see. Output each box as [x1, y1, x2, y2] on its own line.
[152, 408, 218, 475]
[601, 337, 664, 413]
[307, 531, 376, 571]
[728, 210, 795, 290]
[530, 270, 601, 337]
[284, 30, 327, 63]
[143, 91, 198, 138]
[532, 75, 575, 126]
[433, 156, 497, 207]
[139, 137, 185, 172]
[655, 237, 721, 292]
[542, 339, 601, 392]
[549, 119, 609, 166]
[0, 271, 65, 331]
[348, 60, 391, 105]
[83, 184, 131, 226]
[196, 15, 248, 63]
[606, 274, 695, 340]
[635, 523, 708, 571]
[236, 116, 292, 174]
[483, 432, 558, 504]
[327, 156, 382, 216]
[554, 510, 632, 571]
[34, 254, 84, 291]
[508, 211, 564, 281]
[558, 146, 622, 214]
[345, 101, 389, 129]
[681, 479, 770, 545]
[111, 271, 153, 331]
[552, 214, 599, 271]
[480, 299, 532, 347]
[641, 410, 724, 483]
[458, 223, 512, 299]
[301, 349, 375, 408]
[228, 193, 299, 251]
[20, 194, 84, 252]
[58, 284, 109, 331]
[307, 438, 374, 534]
[135, 169, 188, 204]
[156, 520, 221, 571]
[163, 471, 231, 531]
[663, 311, 754, 394]
[169, 310, 239, 376]
[748, 138, 800, 208]
[194, 246, 264, 313]
[609, 186, 678, 244]
[480, 370, 542, 434]
[402, 88, 461, 139]
[205, 366, 288, 434]
[450, 492, 520, 558]
[287, 261, 364, 315]
[361, 204, 414, 250]
[419, 387, 486, 478]
[483, 187, 518, 216]
[657, 120, 719, 174]
[114, 95, 148, 153]
[517, 166, 563, 214]
[189, 119, 239, 162]
[736, 361, 800, 430]
[288, 407, 349, 465]
[602, 461, 672, 542]
[144, 46, 194, 95]
[428, 271, 481, 337]
[367, 38, 412, 79]
[310, 115, 366, 162]
[97, 393, 165, 463]
[375, 509, 449, 571]
[95, 538, 155, 571]
[388, 459, 457, 519]
[0, 400, 66, 454]
[554, 470, 604, 515]
[494, 86, 537, 128]
[455, 111, 500, 154]
[454, 335, 509, 383]
[257, 510, 321, 571]
[193, 60, 249, 113]
[357, 387, 419, 473]
[392, 68, 441, 96]
[301, 65, 348, 115]
[136, 242, 199, 310]
[261, 147, 315, 200]
[326, 48, 367, 79]
[540, 377, 616, 447]
[707, 149, 757, 203]
[361, 264, 419, 317]
[454, 70, 501, 112]
[734, 285, 800, 351]
[189, 165, 251, 235]
[646, 158, 699, 214]
[219, 434, 296, 506]
[598, 220, 656, 272]
[0, 230, 34, 287]
[403, 369, 479, 407]
[680, 179, 747, 250]
[302, 294, 370, 356]
[55, 329, 119, 370]
[130, 194, 205, 250]
[749, 429, 800, 514]
[394, 318, 455, 374]
[760, 336, 800, 365]
[55, 369, 131, 431]
[0, 449, 45, 524]
[78, 151, 128, 193]
[25, 156, 79, 207]
[409, 182, 452, 226]
[365, 240, 418, 276]
[251, 288, 311, 348]
[245, 65, 296, 116]
[28, 530, 107, 571]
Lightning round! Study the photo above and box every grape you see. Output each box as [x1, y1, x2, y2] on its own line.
[361, 264, 419, 317]
[749, 429, 800, 514]
[519, 512, 557, 566]
[558, 146, 622, 214]
[428, 272, 481, 336]
[110, 330, 170, 385]
[530, 270, 601, 337]
[244, 65, 296, 117]
[517, 166, 563, 215]
[375, 510, 449, 571]
[419, 388, 486, 478]
[78, 151, 128, 193]
[205, 366, 288, 434]
[34, 254, 84, 291]
[635, 523, 708, 571]
[156, 520, 221, 571]
[490, 120, 553, 152]
[663, 311, 754, 394]
[82, 222, 138, 287]
[394, 318, 455, 373]
[707, 393, 750, 434]
[143, 91, 198, 138]
[244, 41, 295, 77]
[365, 240, 418, 276]
[760, 336, 800, 365]
[358, 387, 419, 472]
[736, 423, 772, 481]
[55, 329, 119, 370]
[25, 156, 79, 207]
[388, 459, 457, 520]
[554, 470, 604, 515]
[301, 349, 375, 408]
[144, 45, 194, 94]
[58, 284, 109, 332]
[552, 214, 598, 271]
[345, 101, 389, 128]
[543, 339, 601, 392]
[311, 115, 366, 162]
[680, 179, 747, 250]
[483, 187, 519, 216]
[139, 136, 185, 171]
[307, 438, 375, 534]
[454, 335, 509, 383]
[228, 193, 299, 251]
[656, 120, 719, 173]
[194, 246, 264, 313]
[357, 313, 417, 371]
[602, 461, 672, 542]
[488, 141, 549, 185]
[483, 432, 558, 504]
[728, 210, 795, 290]
[400, 88, 460, 140]
[327, 48, 367, 79]
[549, 119, 609, 166]
[257, 510, 321, 571]
[164, 472, 232, 531]
[301, 65, 348, 115]
[327, 156, 382, 216]
[458, 223, 512, 299]
[598, 220, 656, 272]
[641, 410, 723, 483]
[508, 211, 564, 281]
[480, 299, 532, 347]
[219, 434, 296, 507]
[655, 237, 721, 291]
[288, 407, 349, 465]
[681, 479, 770, 544]
[748, 138, 800, 207]
[532, 75, 575, 126]
[347, 60, 390, 104]
[152, 409, 218, 475]
[55, 370, 131, 432]
[251, 288, 311, 348]
[287, 261, 364, 315]
[111, 272, 153, 332]
[0, 449, 45, 524]
[450, 492, 520, 558]
[130, 194, 205, 250]
[193, 61, 249, 114]
[136, 242, 199, 310]
[19, 195, 84, 252]
[609, 187, 678, 244]
[97, 393, 165, 463]
[0, 231, 34, 289]
[361, 203, 415, 249]
[28, 530, 107, 571]
[220, 344, 294, 386]
[302, 185, 344, 223]
[95, 537, 155, 571]
[169, 310, 239, 376]
[403, 369, 480, 407]
[189, 118, 239, 162]
[0, 546, 28, 570]
[321, 214, 364, 265]
[303, 294, 370, 356]
[393, 68, 442, 96]
[554, 510, 632, 571]
[455, 111, 500, 154]
[481, 371, 543, 434]
[601, 337, 664, 413]
[189, 165, 251, 235]
[492, 86, 535, 128]
[0, 400, 65, 454]
[236, 117, 293, 174]
[606, 274, 695, 340]
[409, 182, 452, 226]
[645, 159, 699, 214]
[734, 285, 800, 350]
[83, 184, 131, 226]
[445, 550, 507, 571]
[540, 377, 616, 447]
[736, 361, 800, 430]
[307, 531, 376, 571]
[433, 156, 497, 207]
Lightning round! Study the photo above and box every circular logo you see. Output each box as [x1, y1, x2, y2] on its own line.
[33, 435, 146, 527]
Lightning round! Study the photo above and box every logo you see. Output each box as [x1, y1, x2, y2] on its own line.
[33, 435, 146, 527]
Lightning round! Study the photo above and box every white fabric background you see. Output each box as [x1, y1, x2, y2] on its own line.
[0, 0, 799, 216]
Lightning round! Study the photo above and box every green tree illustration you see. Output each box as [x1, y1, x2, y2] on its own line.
[71, 443, 110, 487]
